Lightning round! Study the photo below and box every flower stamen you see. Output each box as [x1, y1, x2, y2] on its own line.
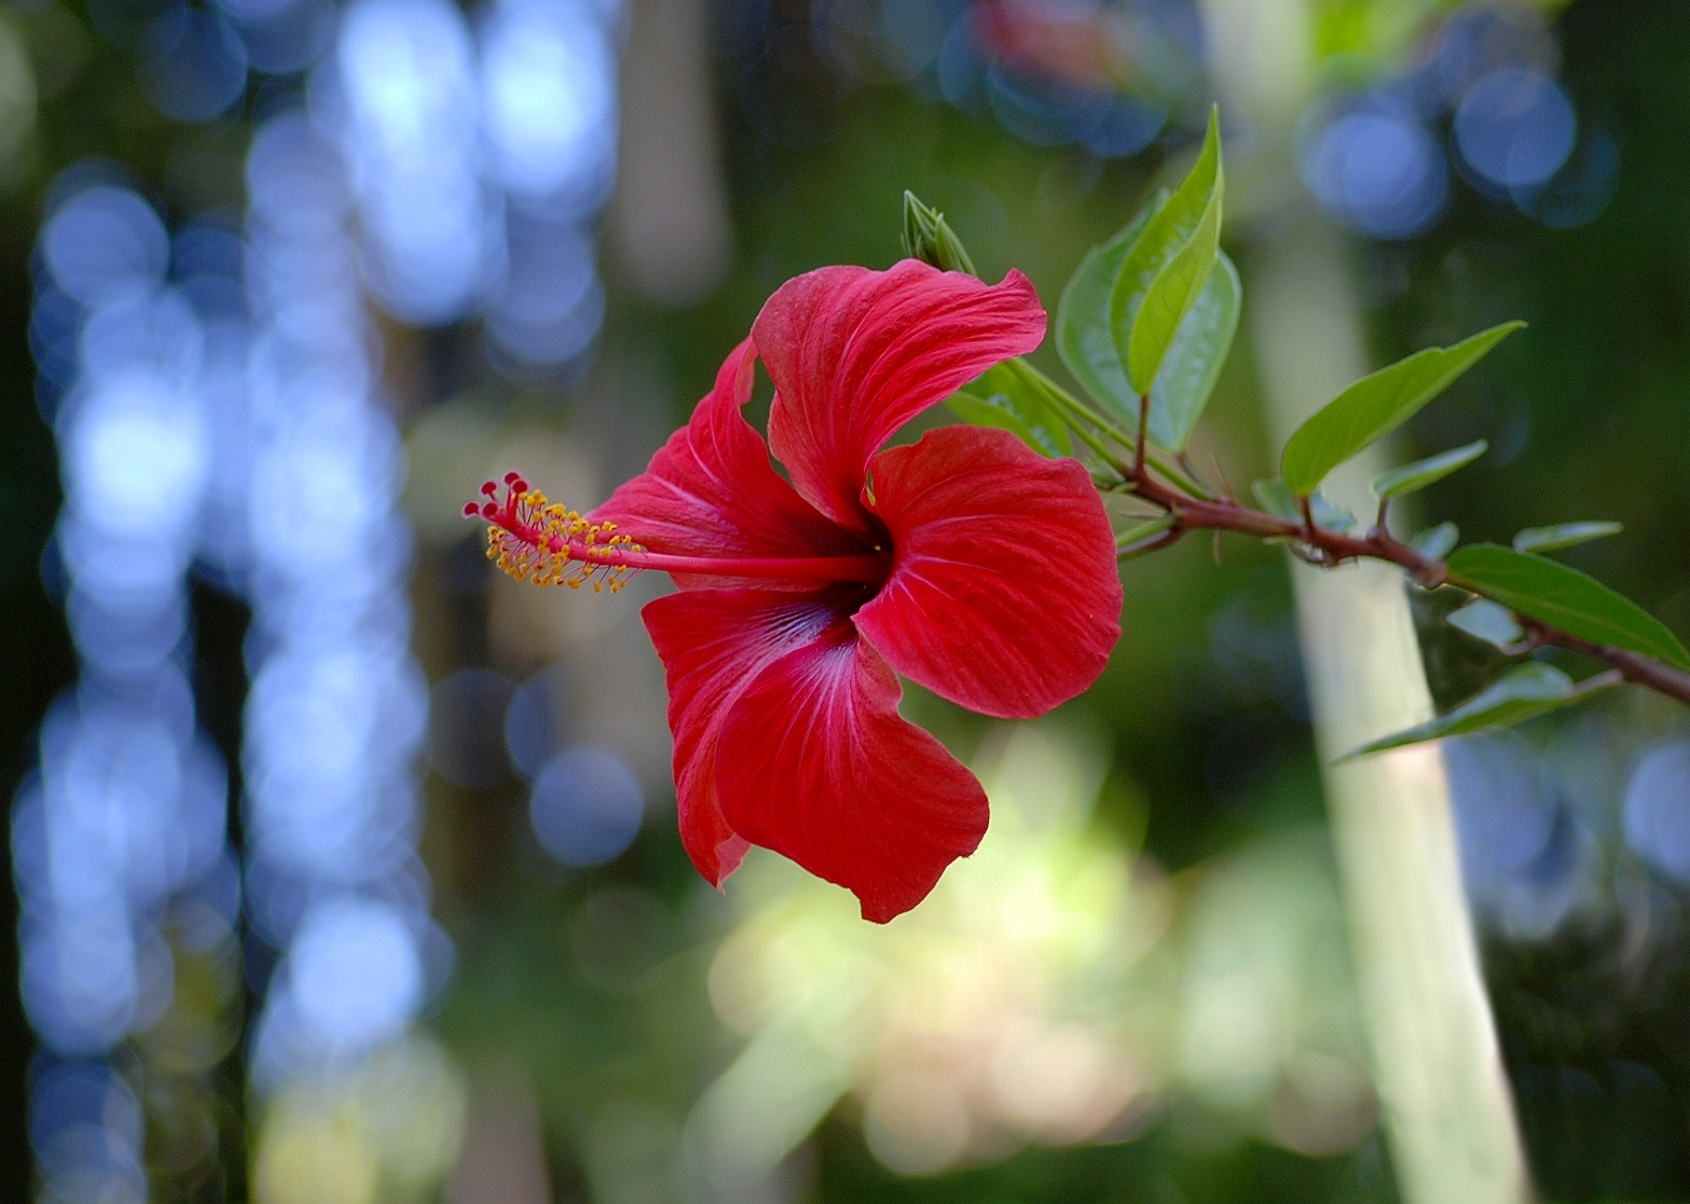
[464, 474, 642, 593]
[465, 473, 894, 588]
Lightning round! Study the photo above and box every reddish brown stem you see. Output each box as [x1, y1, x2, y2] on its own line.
[1520, 621, 1690, 706]
[1120, 460, 1690, 709]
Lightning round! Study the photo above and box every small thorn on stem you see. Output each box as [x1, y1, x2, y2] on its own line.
[1370, 497, 1391, 541]
[1209, 454, 1235, 502]
[1414, 561, 1449, 589]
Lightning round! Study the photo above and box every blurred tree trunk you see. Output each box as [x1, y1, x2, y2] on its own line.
[612, 0, 733, 306]
[1196, 2, 1533, 1200]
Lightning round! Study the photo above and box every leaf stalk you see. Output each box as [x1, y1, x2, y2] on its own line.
[1111, 453, 1690, 710]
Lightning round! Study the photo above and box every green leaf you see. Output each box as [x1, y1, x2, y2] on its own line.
[1057, 190, 1239, 451]
[999, 360, 1075, 457]
[953, 362, 1071, 457]
[1251, 478, 1353, 532]
[1055, 191, 1166, 426]
[1371, 439, 1488, 500]
[1116, 512, 1177, 552]
[1447, 544, 1690, 671]
[901, 190, 976, 275]
[1446, 598, 1524, 649]
[1147, 251, 1240, 451]
[1253, 478, 1300, 522]
[1123, 110, 1225, 394]
[1409, 522, 1459, 560]
[947, 390, 1053, 455]
[1342, 662, 1618, 759]
[1280, 322, 1524, 495]
[1106, 114, 1221, 401]
[1512, 521, 1624, 554]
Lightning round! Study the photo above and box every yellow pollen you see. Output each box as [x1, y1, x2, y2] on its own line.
[476, 482, 643, 594]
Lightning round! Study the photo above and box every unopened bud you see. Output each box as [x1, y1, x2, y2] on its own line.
[900, 190, 977, 276]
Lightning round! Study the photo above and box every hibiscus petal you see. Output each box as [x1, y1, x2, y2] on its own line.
[715, 615, 989, 923]
[641, 585, 869, 885]
[854, 424, 1122, 719]
[593, 338, 867, 589]
[756, 261, 1046, 533]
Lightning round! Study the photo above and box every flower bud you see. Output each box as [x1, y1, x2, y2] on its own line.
[901, 190, 977, 276]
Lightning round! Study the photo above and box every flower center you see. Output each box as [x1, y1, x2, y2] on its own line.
[466, 474, 892, 591]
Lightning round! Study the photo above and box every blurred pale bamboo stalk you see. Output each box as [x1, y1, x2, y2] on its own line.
[1196, 2, 1533, 1199]
[1250, 221, 1532, 1204]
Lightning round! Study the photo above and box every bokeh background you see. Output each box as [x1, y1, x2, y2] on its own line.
[6, 0, 1690, 1200]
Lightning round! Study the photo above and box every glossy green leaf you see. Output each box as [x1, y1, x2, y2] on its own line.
[1446, 598, 1524, 649]
[1122, 111, 1224, 394]
[1342, 662, 1618, 759]
[1447, 544, 1690, 671]
[1371, 439, 1488, 500]
[998, 359, 1075, 456]
[1055, 191, 1166, 426]
[950, 362, 1071, 458]
[1512, 521, 1623, 554]
[1280, 321, 1524, 495]
[1409, 522, 1459, 560]
[1146, 251, 1240, 451]
[1106, 114, 1221, 395]
[947, 390, 1054, 456]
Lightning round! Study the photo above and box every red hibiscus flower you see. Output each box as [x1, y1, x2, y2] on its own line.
[471, 261, 1122, 921]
